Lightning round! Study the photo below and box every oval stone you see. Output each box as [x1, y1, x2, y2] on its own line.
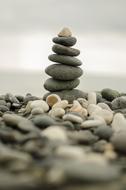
[45, 64, 83, 80]
[43, 89, 87, 103]
[53, 36, 77, 47]
[48, 54, 82, 66]
[44, 78, 80, 91]
[52, 44, 80, 56]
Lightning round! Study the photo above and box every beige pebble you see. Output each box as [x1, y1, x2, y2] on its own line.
[81, 119, 105, 129]
[49, 107, 65, 118]
[56, 145, 85, 160]
[63, 113, 83, 124]
[31, 107, 44, 115]
[85, 153, 107, 165]
[88, 92, 97, 105]
[53, 100, 68, 109]
[97, 103, 112, 111]
[69, 100, 82, 112]
[46, 94, 61, 107]
[42, 126, 67, 142]
[58, 27, 72, 37]
[87, 104, 102, 115]
[111, 113, 126, 132]
[30, 100, 49, 112]
[25, 101, 32, 114]
[91, 109, 113, 124]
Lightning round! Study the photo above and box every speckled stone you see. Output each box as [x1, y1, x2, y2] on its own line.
[52, 44, 80, 56]
[45, 64, 83, 80]
[111, 96, 126, 110]
[48, 54, 82, 66]
[43, 89, 87, 103]
[53, 36, 77, 47]
[44, 78, 80, 91]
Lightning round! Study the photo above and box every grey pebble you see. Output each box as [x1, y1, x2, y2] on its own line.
[94, 125, 113, 140]
[93, 140, 108, 152]
[23, 95, 40, 104]
[48, 54, 82, 66]
[44, 78, 80, 92]
[111, 131, 126, 153]
[52, 44, 80, 56]
[43, 89, 87, 103]
[53, 36, 77, 47]
[15, 95, 24, 102]
[68, 130, 98, 145]
[112, 96, 126, 110]
[101, 88, 120, 101]
[32, 114, 57, 129]
[0, 100, 7, 106]
[45, 64, 83, 80]
[0, 105, 9, 112]
[63, 113, 83, 124]
[5, 93, 19, 104]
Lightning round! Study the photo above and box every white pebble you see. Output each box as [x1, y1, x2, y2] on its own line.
[81, 119, 105, 129]
[46, 94, 61, 107]
[87, 104, 102, 115]
[91, 109, 113, 124]
[112, 113, 126, 132]
[49, 108, 65, 118]
[31, 107, 44, 115]
[69, 100, 87, 117]
[88, 92, 97, 105]
[53, 100, 68, 109]
[77, 98, 88, 109]
[56, 145, 85, 160]
[63, 113, 83, 124]
[97, 103, 112, 111]
[42, 126, 67, 142]
[30, 100, 49, 112]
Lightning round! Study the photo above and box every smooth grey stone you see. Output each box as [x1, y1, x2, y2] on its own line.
[101, 88, 120, 101]
[94, 125, 113, 140]
[44, 78, 80, 91]
[0, 100, 7, 106]
[43, 89, 87, 103]
[111, 131, 126, 153]
[52, 44, 80, 56]
[24, 95, 40, 104]
[45, 64, 83, 80]
[53, 36, 77, 46]
[112, 96, 126, 110]
[5, 93, 19, 104]
[0, 105, 9, 112]
[32, 115, 57, 129]
[48, 54, 82, 66]
[17, 119, 38, 133]
[68, 130, 98, 145]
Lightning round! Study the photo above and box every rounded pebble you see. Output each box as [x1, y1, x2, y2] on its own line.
[101, 88, 120, 101]
[49, 107, 65, 118]
[30, 100, 49, 112]
[46, 94, 61, 107]
[53, 36, 77, 47]
[111, 113, 126, 132]
[58, 27, 72, 37]
[53, 100, 68, 109]
[63, 113, 83, 123]
[81, 119, 105, 129]
[88, 92, 97, 105]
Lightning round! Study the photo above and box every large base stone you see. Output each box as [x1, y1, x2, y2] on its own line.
[43, 89, 87, 103]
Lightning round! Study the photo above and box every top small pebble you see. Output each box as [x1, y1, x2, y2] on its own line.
[58, 27, 72, 37]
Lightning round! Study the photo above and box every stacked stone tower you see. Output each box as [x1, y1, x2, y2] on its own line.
[43, 28, 85, 102]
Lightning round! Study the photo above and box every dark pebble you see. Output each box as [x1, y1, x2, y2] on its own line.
[44, 78, 80, 91]
[48, 54, 82, 66]
[93, 140, 108, 152]
[52, 44, 80, 56]
[111, 131, 126, 153]
[112, 96, 126, 110]
[32, 115, 57, 129]
[53, 36, 77, 46]
[101, 88, 120, 101]
[94, 125, 113, 140]
[45, 64, 83, 80]
[0, 105, 9, 112]
[5, 93, 19, 104]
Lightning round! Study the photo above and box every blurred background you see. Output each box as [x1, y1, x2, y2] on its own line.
[0, 0, 126, 95]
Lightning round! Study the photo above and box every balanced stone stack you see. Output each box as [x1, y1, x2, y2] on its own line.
[43, 27, 86, 102]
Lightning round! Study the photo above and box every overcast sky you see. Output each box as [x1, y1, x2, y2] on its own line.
[0, 0, 126, 33]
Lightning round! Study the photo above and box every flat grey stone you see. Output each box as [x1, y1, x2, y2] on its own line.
[48, 54, 82, 66]
[44, 78, 80, 91]
[53, 36, 77, 46]
[43, 89, 87, 103]
[52, 44, 80, 56]
[45, 64, 83, 80]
